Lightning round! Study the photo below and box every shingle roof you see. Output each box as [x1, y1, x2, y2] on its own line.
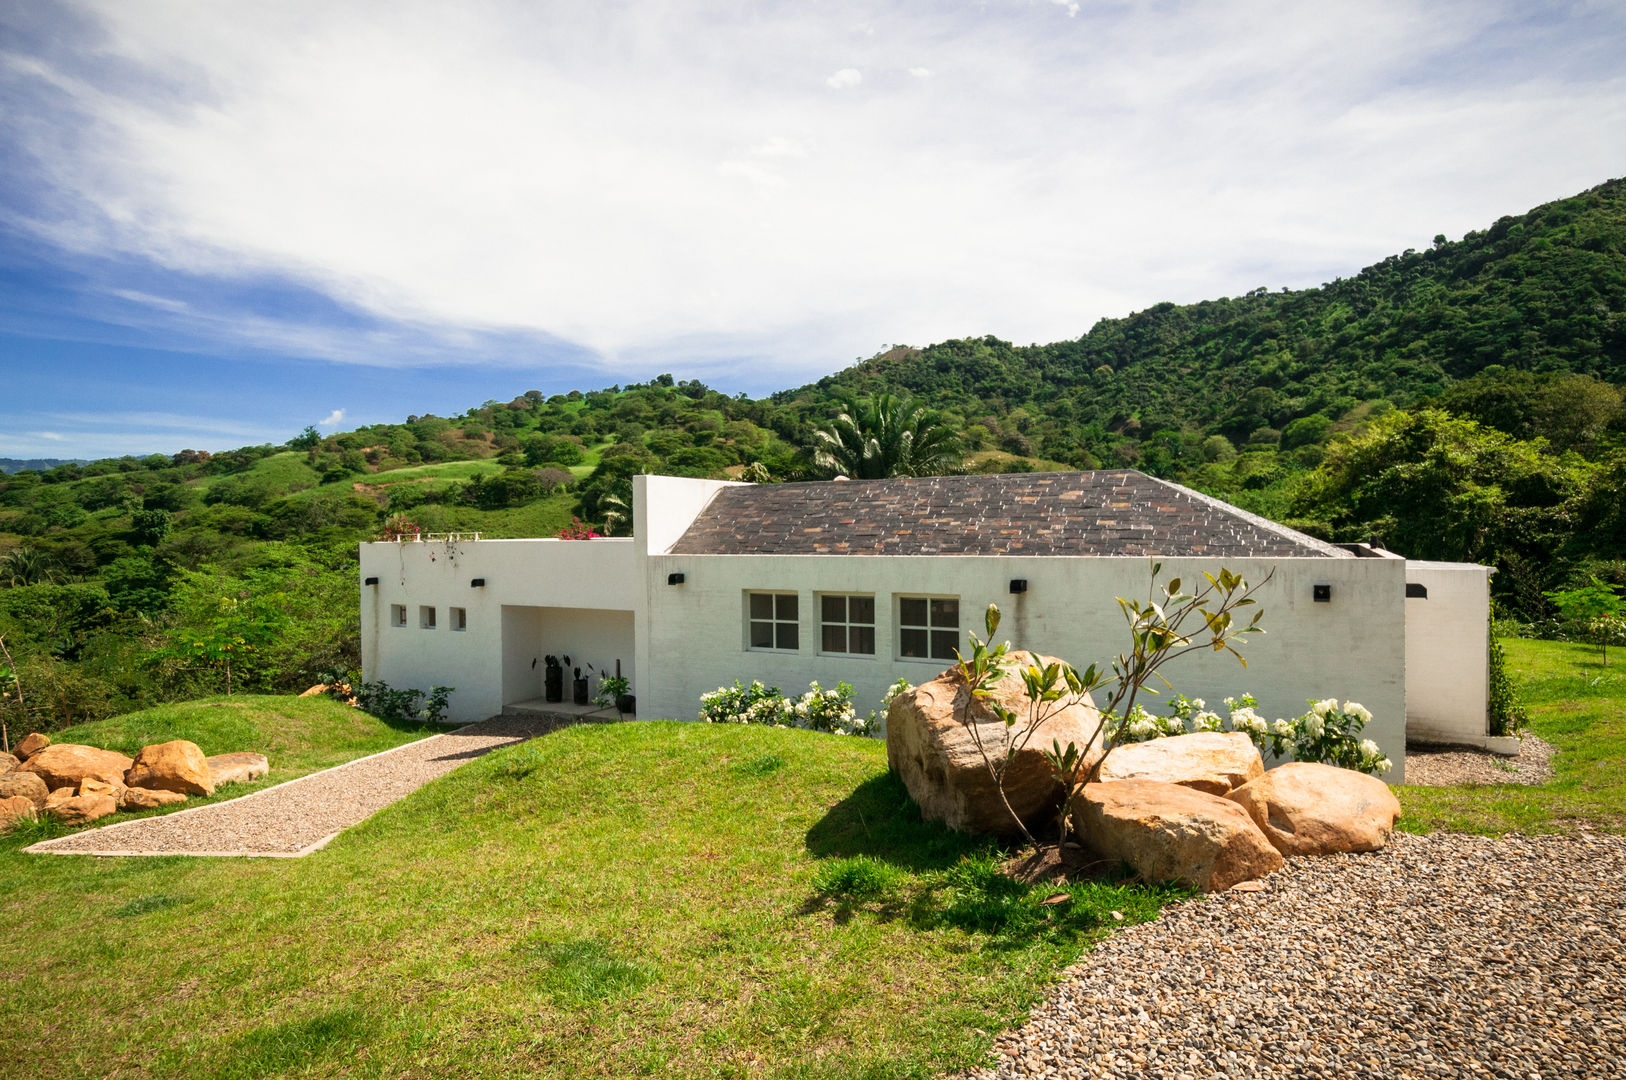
[666, 470, 1351, 558]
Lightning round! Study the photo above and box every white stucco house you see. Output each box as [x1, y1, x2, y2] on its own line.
[360, 470, 1504, 782]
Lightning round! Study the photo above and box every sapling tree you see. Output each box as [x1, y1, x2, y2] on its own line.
[955, 562, 1270, 846]
[1544, 577, 1624, 665]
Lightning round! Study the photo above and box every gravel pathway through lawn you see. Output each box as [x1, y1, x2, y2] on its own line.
[25, 715, 563, 857]
[967, 831, 1625, 1080]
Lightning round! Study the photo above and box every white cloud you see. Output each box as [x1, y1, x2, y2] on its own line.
[34, 431, 65, 441]
[1050, 0, 1080, 16]
[2, 0, 1623, 384]
[318, 408, 346, 428]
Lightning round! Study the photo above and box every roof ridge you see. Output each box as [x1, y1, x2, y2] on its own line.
[1139, 473, 1352, 558]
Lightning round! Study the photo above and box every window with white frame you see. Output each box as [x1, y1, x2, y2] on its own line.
[820, 594, 875, 655]
[390, 604, 407, 628]
[898, 596, 959, 661]
[419, 605, 437, 629]
[747, 592, 799, 651]
[450, 606, 467, 631]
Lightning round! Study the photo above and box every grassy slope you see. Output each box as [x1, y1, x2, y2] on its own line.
[1397, 638, 1626, 834]
[0, 720, 1168, 1080]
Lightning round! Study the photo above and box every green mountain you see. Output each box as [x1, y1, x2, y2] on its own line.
[1, 178, 1623, 732]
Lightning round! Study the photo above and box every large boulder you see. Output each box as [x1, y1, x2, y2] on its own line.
[14, 732, 50, 761]
[1094, 731, 1264, 795]
[0, 752, 19, 773]
[20, 744, 134, 791]
[125, 741, 214, 797]
[120, 786, 189, 811]
[0, 795, 36, 827]
[1226, 761, 1402, 856]
[43, 788, 117, 826]
[0, 770, 48, 808]
[1075, 779, 1283, 893]
[206, 752, 269, 787]
[886, 651, 1104, 835]
[79, 774, 127, 806]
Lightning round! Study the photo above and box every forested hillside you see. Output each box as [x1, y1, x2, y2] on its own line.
[1, 178, 1622, 733]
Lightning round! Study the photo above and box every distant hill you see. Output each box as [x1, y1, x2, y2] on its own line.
[0, 457, 88, 475]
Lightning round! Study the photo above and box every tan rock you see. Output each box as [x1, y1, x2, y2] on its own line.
[79, 774, 127, 806]
[1226, 761, 1402, 856]
[20, 744, 134, 791]
[886, 651, 1105, 836]
[298, 683, 329, 697]
[120, 786, 189, 811]
[0, 770, 48, 807]
[0, 795, 36, 827]
[125, 741, 214, 797]
[0, 752, 19, 773]
[14, 732, 50, 760]
[44, 791, 117, 826]
[1094, 731, 1264, 795]
[1075, 779, 1283, 893]
[206, 752, 269, 787]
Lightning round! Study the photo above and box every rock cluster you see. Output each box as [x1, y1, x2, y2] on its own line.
[0, 731, 270, 830]
[883, 666, 1403, 895]
[1074, 736, 1400, 891]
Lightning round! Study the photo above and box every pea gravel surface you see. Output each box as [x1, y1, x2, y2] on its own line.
[964, 831, 1625, 1080]
[25, 715, 563, 857]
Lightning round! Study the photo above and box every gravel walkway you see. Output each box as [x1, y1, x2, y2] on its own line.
[1405, 736, 1556, 787]
[25, 716, 561, 857]
[967, 831, 1625, 1080]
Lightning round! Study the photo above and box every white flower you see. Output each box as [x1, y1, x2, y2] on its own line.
[1193, 710, 1223, 732]
[1312, 697, 1338, 718]
[1272, 719, 1294, 737]
[1302, 713, 1325, 739]
[1223, 696, 1237, 709]
[1345, 701, 1372, 726]
[1359, 738, 1381, 761]
[1191, 698, 1205, 710]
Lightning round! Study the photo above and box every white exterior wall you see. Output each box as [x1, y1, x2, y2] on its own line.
[638, 552, 1409, 781]
[360, 537, 638, 721]
[1404, 561, 1493, 747]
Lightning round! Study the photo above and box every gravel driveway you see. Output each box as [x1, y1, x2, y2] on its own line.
[25, 716, 558, 857]
[967, 830, 1625, 1080]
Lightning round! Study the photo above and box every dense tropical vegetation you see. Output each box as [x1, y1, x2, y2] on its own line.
[1, 177, 1622, 733]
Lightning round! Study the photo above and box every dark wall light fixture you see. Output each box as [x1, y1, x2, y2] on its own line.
[363, 577, 379, 586]
[1313, 584, 1331, 603]
[667, 572, 686, 586]
[1009, 579, 1028, 594]
[470, 578, 486, 588]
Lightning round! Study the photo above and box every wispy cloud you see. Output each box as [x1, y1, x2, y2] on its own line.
[317, 408, 345, 428]
[0, 0, 1622, 389]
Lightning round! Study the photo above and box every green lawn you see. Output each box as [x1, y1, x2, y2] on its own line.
[1, 718, 1169, 1080]
[1397, 637, 1626, 834]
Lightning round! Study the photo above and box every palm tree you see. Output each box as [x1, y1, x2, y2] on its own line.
[0, 547, 55, 588]
[812, 393, 963, 479]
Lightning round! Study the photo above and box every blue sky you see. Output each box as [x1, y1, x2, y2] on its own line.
[2, 0, 1624, 460]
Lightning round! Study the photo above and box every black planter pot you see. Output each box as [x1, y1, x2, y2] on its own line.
[573, 677, 590, 706]
[615, 693, 636, 716]
[544, 668, 563, 703]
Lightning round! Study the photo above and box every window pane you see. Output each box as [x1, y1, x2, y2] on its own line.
[750, 593, 773, 619]
[850, 596, 874, 624]
[900, 597, 927, 626]
[822, 595, 845, 622]
[750, 621, 774, 648]
[777, 623, 799, 650]
[929, 599, 959, 628]
[931, 629, 959, 660]
[822, 624, 846, 653]
[851, 626, 875, 655]
[776, 593, 799, 620]
[901, 627, 928, 657]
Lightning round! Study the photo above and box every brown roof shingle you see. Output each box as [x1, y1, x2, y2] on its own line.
[666, 470, 1350, 558]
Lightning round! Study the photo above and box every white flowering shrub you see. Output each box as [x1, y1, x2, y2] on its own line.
[699, 678, 897, 737]
[1111, 691, 1393, 775]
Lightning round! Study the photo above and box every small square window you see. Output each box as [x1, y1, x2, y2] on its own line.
[746, 591, 799, 651]
[419, 605, 437, 629]
[899, 596, 959, 660]
[819, 594, 875, 656]
[390, 604, 407, 628]
[450, 606, 467, 631]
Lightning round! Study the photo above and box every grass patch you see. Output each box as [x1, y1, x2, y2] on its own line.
[111, 893, 188, 918]
[1, 719, 1176, 1079]
[1397, 637, 1626, 834]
